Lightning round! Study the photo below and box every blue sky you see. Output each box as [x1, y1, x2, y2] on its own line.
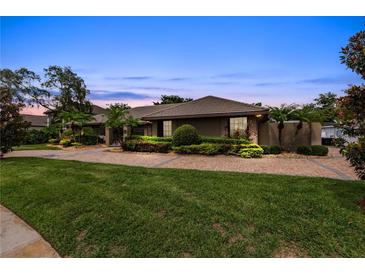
[1, 16, 364, 112]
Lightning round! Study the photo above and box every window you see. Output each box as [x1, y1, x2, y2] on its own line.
[163, 120, 172, 137]
[229, 117, 247, 137]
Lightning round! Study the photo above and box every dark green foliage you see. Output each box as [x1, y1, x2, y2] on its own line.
[23, 129, 49, 144]
[132, 135, 173, 142]
[0, 88, 29, 153]
[123, 140, 171, 153]
[200, 136, 250, 145]
[340, 138, 365, 180]
[297, 145, 328, 156]
[153, 94, 193, 105]
[261, 145, 281, 155]
[172, 124, 202, 146]
[80, 135, 98, 145]
[311, 145, 329, 156]
[297, 146, 314, 155]
[2, 158, 365, 257]
[173, 143, 225, 155]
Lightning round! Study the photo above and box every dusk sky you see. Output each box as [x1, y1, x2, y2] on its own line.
[1, 16, 364, 114]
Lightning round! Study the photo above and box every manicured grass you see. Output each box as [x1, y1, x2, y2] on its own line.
[1, 157, 364, 258]
[12, 144, 62, 151]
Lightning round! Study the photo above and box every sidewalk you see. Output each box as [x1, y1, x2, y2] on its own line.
[0, 205, 59, 258]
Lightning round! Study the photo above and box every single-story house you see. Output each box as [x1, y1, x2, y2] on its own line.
[105, 96, 270, 145]
[321, 122, 358, 145]
[21, 114, 49, 130]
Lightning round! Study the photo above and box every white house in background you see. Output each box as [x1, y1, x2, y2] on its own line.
[321, 123, 358, 144]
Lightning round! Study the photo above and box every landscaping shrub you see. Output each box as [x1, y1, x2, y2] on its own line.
[270, 145, 282, 154]
[297, 145, 328, 156]
[261, 145, 281, 155]
[311, 145, 329, 156]
[122, 140, 171, 153]
[23, 129, 49, 144]
[340, 138, 365, 180]
[132, 135, 173, 142]
[48, 138, 59, 145]
[59, 139, 72, 147]
[62, 129, 73, 137]
[172, 124, 202, 146]
[71, 142, 82, 147]
[80, 135, 98, 145]
[239, 144, 264, 158]
[297, 146, 312, 155]
[173, 143, 225, 155]
[200, 136, 250, 145]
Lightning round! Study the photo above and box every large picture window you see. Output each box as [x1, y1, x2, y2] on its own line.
[229, 117, 247, 137]
[163, 120, 172, 137]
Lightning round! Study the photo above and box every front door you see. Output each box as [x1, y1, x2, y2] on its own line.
[157, 121, 163, 137]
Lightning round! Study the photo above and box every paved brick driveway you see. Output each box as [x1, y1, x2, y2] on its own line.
[6, 146, 358, 180]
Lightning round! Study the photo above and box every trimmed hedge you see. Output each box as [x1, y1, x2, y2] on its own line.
[174, 143, 263, 158]
[297, 145, 328, 156]
[132, 135, 173, 142]
[122, 140, 171, 153]
[173, 143, 231, 155]
[261, 145, 281, 155]
[200, 136, 250, 145]
[59, 139, 72, 147]
[172, 125, 202, 146]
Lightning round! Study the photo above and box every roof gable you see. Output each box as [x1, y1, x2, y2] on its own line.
[141, 96, 268, 120]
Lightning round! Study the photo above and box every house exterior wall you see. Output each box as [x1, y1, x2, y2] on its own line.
[143, 116, 261, 141]
[258, 121, 321, 151]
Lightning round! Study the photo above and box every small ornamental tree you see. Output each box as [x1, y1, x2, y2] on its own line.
[337, 28, 365, 180]
[105, 103, 140, 146]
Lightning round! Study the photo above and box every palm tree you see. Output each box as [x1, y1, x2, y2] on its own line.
[292, 105, 322, 145]
[269, 104, 296, 148]
[105, 103, 140, 146]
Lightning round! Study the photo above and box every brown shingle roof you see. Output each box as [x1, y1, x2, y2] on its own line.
[141, 96, 268, 120]
[21, 114, 48, 127]
[128, 103, 182, 119]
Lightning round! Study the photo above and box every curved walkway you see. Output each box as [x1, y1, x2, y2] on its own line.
[0, 205, 59, 258]
[5, 146, 358, 180]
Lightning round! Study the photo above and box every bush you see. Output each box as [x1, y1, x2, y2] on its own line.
[239, 144, 264, 158]
[48, 138, 59, 145]
[62, 129, 73, 137]
[297, 145, 328, 156]
[172, 124, 202, 146]
[261, 145, 281, 155]
[59, 139, 72, 147]
[23, 129, 49, 144]
[122, 140, 171, 153]
[132, 135, 173, 142]
[200, 136, 250, 145]
[311, 145, 329, 156]
[82, 127, 95, 136]
[71, 142, 82, 147]
[297, 146, 312, 155]
[173, 143, 226, 155]
[340, 138, 365, 180]
[80, 135, 98, 145]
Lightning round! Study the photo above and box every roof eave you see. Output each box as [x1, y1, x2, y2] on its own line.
[141, 110, 269, 121]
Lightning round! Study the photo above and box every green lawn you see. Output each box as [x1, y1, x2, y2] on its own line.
[1, 157, 364, 258]
[12, 144, 62, 151]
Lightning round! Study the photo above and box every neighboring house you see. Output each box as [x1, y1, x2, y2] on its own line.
[21, 114, 48, 130]
[321, 123, 358, 145]
[105, 96, 270, 145]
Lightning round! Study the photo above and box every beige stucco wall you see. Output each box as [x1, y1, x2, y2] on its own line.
[258, 121, 321, 151]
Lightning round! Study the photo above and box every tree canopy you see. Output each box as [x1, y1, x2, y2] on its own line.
[153, 95, 193, 105]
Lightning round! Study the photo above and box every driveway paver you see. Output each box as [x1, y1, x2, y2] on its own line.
[5, 147, 358, 180]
